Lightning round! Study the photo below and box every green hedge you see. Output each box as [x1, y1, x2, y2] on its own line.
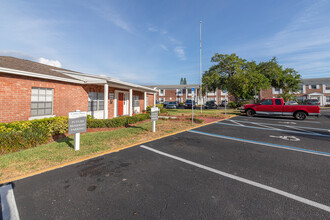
[87, 113, 150, 128]
[0, 113, 150, 155]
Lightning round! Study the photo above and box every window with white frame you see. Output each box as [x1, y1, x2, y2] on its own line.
[31, 87, 54, 116]
[326, 96, 330, 102]
[310, 85, 317, 89]
[159, 89, 165, 96]
[88, 92, 104, 111]
[325, 84, 330, 90]
[159, 98, 165, 103]
[176, 98, 183, 103]
[133, 95, 140, 107]
[207, 92, 216, 96]
[176, 89, 183, 96]
[187, 88, 192, 95]
[146, 96, 149, 107]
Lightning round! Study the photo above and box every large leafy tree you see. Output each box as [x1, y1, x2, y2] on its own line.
[258, 57, 301, 101]
[202, 53, 269, 101]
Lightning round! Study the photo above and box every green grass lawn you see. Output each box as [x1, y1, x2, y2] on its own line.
[165, 108, 241, 117]
[0, 120, 197, 182]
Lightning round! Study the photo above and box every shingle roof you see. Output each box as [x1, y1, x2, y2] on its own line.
[0, 56, 79, 80]
[146, 84, 200, 89]
[302, 77, 330, 85]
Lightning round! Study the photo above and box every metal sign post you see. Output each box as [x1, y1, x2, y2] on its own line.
[151, 107, 159, 132]
[69, 110, 87, 151]
[192, 88, 195, 123]
[224, 90, 227, 116]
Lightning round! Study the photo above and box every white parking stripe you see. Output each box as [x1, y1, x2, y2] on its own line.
[232, 119, 329, 132]
[229, 120, 245, 126]
[140, 145, 330, 213]
[216, 122, 330, 138]
[236, 116, 320, 123]
[285, 126, 320, 135]
[0, 184, 20, 220]
[250, 122, 281, 130]
[188, 130, 330, 157]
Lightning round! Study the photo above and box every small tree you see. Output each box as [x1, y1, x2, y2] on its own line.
[183, 78, 187, 85]
[180, 77, 183, 85]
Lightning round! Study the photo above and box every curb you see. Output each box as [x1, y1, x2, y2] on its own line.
[0, 115, 237, 184]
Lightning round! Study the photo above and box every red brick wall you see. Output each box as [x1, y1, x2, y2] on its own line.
[305, 85, 323, 94]
[0, 72, 92, 123]
[0, 73, 152, 122]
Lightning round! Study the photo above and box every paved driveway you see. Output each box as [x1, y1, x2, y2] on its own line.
[2, 110, 330, 219]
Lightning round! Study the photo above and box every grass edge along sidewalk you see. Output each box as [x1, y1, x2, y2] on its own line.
[0, 116, 235, 184]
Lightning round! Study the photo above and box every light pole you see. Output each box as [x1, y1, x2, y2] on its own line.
[200, 21, 202, 113]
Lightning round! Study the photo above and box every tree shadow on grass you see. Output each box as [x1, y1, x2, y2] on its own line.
[55, 137, 74, 149]
[125, 124, 149, 131]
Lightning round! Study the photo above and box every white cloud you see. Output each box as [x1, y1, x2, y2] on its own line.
[231, 1, 330, 78]
[174, 47, 186, 60]
[38, 57, 62, 68]
[88, 4, 133, 34]
[160, 44, 168, 51]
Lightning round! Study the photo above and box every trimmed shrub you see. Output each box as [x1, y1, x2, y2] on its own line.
[0, 125, 50, 154]
[0, 113, 150, 154]
[228, 101, 238, 108]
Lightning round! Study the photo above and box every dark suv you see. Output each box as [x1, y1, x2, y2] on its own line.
[205, 101, 217, 109]
[184, 100, 196, 109]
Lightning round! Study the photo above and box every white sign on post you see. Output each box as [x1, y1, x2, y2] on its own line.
[69, 111, 87, 151]
[151, 107, 159, 132]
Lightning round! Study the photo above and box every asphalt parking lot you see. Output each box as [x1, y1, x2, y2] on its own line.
[2, 109, 330, 219]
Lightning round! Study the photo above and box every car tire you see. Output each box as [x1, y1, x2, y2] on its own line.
[246, 109, 255, 117]
[294, 111, 307, 120]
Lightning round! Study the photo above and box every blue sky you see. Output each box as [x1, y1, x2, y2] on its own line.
[1, 0, 330, 85]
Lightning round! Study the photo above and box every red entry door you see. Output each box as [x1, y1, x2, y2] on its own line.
[118, 93, 124, 116]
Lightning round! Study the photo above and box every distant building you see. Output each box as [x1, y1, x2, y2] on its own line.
[146, 84, 232, 105]
[260, 77, 330, 106]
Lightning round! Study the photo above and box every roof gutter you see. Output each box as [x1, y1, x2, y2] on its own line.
[0, 67, 85, 84]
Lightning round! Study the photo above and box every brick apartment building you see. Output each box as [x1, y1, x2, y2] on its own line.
[260, 77, 330, 106]
[147, 84, 233, 105]
[0, 56, 157, 123]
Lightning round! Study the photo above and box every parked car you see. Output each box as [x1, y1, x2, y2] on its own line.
[205, 101, 217, 109]
[304, 99, 320, 105]
[241, 98, 320, 120]
[220, 100, 228, 107]
[285, 101, 298, 105]
[166, 102, 177, 109]
[163, 101, 169, 108]
[184, 100, 196, 109]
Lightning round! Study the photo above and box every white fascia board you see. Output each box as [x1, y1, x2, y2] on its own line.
[55, 69, 156, 92]
[0, 67, 84, 84]
[62, 72, 107, 84]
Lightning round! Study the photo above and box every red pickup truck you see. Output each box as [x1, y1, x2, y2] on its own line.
[241, 98, 320, 120]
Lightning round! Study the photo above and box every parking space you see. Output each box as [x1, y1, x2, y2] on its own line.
[2, 110, 330, 219]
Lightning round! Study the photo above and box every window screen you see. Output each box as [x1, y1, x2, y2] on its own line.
[133, 95, 140, 107]
[88, 92, 104, 111]
[31, 88, 53, 116]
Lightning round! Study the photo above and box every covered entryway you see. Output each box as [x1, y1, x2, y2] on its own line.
[115, 91, 129, 116]
[307, 92, 324, 106]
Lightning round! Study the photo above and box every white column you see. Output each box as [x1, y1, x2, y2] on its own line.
[144, 92, 147, 110]
[153, 93, 156, 107]
[215, 88, 218, 104]
[129, 89, 133, 116]
[104, 83, 108, 119]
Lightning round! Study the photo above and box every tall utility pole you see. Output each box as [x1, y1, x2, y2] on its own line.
[200, 21, 202, 113]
